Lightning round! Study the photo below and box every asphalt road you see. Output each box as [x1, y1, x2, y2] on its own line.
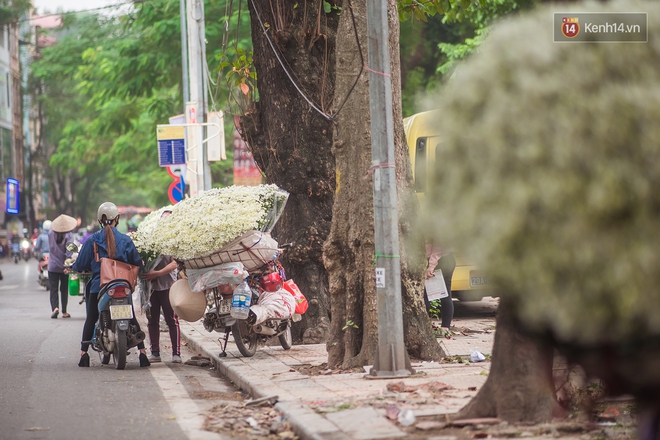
[0, 256, 499, 440]
[0, 258, 236, 440]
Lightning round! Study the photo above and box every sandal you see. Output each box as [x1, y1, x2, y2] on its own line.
[62, 313, 71, 318]
[441, 328, 453, 339]
[139, 353, 151, 367]
[51, 308, 59, 319]
[78, 352, 90, 367]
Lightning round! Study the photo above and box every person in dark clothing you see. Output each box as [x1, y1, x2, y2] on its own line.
[71, 202, 150, 368]
[141, 210, 181, 363]
[48, 214, 77, 319]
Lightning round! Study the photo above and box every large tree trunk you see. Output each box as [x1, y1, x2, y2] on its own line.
[458, 296, 561, 422]
[323, 0, 443, 369]
[241, 0, 338, 344]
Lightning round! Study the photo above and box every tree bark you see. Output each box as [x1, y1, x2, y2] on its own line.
[242, 0, 338, 344]
[324, 0, 443, 369]
[457, 296, 561, 422]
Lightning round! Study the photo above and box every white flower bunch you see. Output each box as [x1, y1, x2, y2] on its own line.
[149, 185, 288, 260]
[130, 205, 174, 261]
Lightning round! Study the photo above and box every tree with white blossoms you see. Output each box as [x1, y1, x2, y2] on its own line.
[149, 185, 287, 260]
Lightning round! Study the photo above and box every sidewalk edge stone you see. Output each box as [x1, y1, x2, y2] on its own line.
[180, 324, 348, 440]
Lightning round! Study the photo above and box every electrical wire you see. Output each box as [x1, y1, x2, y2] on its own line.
[247, 0, 364, 122]
[20, 1, 135, 23]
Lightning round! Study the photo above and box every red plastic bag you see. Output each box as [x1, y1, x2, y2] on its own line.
[283, 280, 308, 314]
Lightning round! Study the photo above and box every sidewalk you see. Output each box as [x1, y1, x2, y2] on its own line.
[179, 318, 495, 440]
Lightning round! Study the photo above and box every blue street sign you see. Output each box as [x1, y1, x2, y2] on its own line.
[158, 139, 186, 167]
[6, 178, 19, 214]
[168, 175, 185, 204]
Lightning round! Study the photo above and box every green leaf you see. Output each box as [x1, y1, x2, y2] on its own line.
[323, 0, 331, 14]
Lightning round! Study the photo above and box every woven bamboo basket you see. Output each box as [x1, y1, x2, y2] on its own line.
[182, 230, 278, 272]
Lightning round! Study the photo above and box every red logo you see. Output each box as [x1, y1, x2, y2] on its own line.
[561, 17, 580, 38]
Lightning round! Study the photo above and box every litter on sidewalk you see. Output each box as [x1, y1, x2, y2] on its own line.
[179, 318, 494, 440]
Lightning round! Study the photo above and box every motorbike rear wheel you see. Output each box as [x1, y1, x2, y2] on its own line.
[114, 329, 127, 370]
[232, 320, 258, 357]
[279, 326, 293, 350]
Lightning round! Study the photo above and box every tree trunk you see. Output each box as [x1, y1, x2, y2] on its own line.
[324, 0, 443, 369]
[241, 0, 339, 344]
[457, 296, 561, 422]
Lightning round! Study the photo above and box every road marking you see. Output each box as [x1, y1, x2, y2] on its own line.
[0, 285, 20, 290]
[148, 364, 224, 440]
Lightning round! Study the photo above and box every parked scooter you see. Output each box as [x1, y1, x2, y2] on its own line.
[200, 244, 298, 357]
[66, 243, 144, 370]
[38, 252, 50, 290]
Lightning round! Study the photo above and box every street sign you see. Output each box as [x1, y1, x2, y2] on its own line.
[6, 178, 18, 214]
[157, 125, 186, 167]
[168, 175, 185, 204]
[167, 164, 186, 179]
[207, 111, 226, 161]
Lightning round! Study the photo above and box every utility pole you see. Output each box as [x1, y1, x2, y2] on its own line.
[179, 0, 189, 106]
[186, 0, 211, 193]
[366, 0, 414, 377]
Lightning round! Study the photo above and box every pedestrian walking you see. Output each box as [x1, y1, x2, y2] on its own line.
[48, 215, 77, 319]
[141, 210, 181, 363]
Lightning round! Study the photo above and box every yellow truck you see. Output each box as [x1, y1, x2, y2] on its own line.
[404, 110, 493, 301]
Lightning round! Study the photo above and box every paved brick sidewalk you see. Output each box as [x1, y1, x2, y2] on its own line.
[179, 319, 495, 440]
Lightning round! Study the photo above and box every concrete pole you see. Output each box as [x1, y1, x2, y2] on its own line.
[366, 0, 414, 377]
[186, 0, 211, 192]
[180, 0, 189, 106]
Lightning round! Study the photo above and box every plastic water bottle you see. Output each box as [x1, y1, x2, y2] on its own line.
[230, 282, 251, 319]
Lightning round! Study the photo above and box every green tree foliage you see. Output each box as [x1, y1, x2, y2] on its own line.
[397, 0, 538, 116]
[427, 0, 660, 347]
[0, 0, 30, 24]
[30, 0, 250, 221]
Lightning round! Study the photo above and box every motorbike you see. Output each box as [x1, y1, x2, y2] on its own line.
[91, 279, 145, 369]
[38, 252, 50, 289]
[11, 243, 20, 264]
[200, 244, 297, 358]
[66, 243, 145, 370]
[20, 239, 31, 261]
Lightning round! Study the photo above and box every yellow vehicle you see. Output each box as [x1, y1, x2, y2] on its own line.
[404, 110, 493, 301]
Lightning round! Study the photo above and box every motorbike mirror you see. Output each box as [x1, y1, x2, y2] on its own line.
[66, 243, 78, 252]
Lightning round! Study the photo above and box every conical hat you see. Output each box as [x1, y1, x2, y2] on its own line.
[169, 279, 206, 322]
[51, 214, 78, 233]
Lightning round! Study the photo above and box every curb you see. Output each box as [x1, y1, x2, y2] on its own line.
[180, 325, 348, 440]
